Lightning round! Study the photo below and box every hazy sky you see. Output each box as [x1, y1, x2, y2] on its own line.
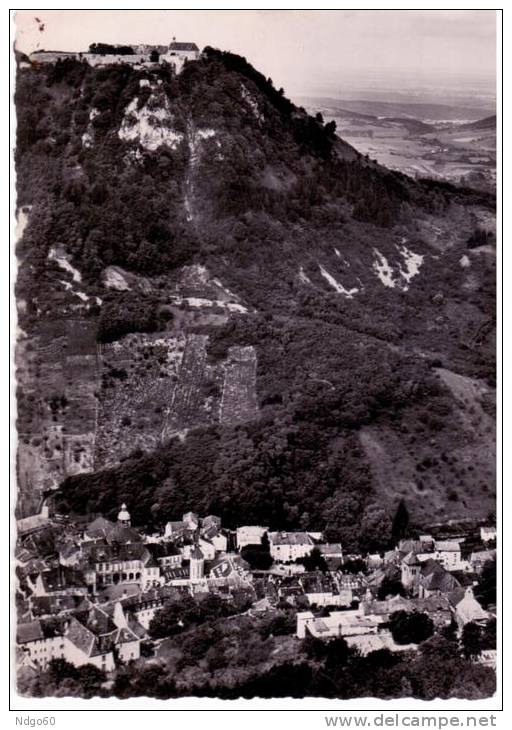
[14, 10, 497, 98]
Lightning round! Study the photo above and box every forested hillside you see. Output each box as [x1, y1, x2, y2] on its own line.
[15, 49, 496, 544]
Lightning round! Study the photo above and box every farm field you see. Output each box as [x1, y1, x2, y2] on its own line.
[301, 98, 496, 191]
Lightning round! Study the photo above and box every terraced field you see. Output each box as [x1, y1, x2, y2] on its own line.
[162, 334, 223, 438]
[95, 332, 186, 468]
[220, 346, 260, 426]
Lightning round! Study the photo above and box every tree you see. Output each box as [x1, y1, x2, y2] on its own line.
[150, 50, 160, 63]
[298, 546, 328, 572]
[461, 622, 482, 659]
[481, 618, 496, 650]
[377, 575, 406, 600]
[388, 611, 434, 645]
[391, 500, 409, 542]
[359, 502, 392, 553]
[475, 559, 496, 609]
[241, 541, 273, 570]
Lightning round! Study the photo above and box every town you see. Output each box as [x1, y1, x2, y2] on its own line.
[16, 499, 497, 690]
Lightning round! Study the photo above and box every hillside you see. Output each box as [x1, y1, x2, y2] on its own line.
[14, 50, 496, 547]
[459, 115, 496, 131]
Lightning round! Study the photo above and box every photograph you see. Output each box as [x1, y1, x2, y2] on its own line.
[11, 8, 498, 704]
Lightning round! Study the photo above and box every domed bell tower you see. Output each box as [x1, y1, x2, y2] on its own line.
[117, 503, 131, 527]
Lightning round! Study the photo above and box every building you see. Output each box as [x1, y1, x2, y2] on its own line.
[296, 608, 384, 640]
[296, 609, 418, 655]
[83, 515, 142, 544]
[165, 41, 200, 62]
[183, 511, 199, 530]
[448, 586, 489, 630]
[418, 559, 461, 598]
[318, 543, 343, 569]
[401, 551, 422, 589]
[16, 620, 66, 671]
[268, 531, 314, 562]
[26, 566, 88, 598]
[29, 50, 80, 65]
[480, 526, 496, 544]
[189, 546, 204, 581]
[117, 503, 131, 527]
[80, 542, 160, 591]
[236, 526, 268, 550]
[469, 549, 496, 573]
[16, 604, 140, 672]
[434, 541, 464, 571]
[362, 594, 452, 629]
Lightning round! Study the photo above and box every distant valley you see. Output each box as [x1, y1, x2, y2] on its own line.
[300, 96, 496, 192]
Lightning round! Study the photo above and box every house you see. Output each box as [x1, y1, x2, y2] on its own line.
[418, 559, 461, 598]
[26, 566, 88, 598]
[202, 515, 222, 531]
[345, 631, 417, 656]
[448, 586, 489, 630]
[64, 604, 140, 670]
[164, 520, 188, 539]
[83, 515, 142, 545]
[236, 526, 268, 550]
[115, 587, 168, 630]
[480, 526, 496, 544]
[268, 531, 314, 562]
[146, 541, 182, 570]
[362, 594, 452, 629]
[29, 594, 88, 619]
[318, 543, 343, 568]
[296, 608, 384, 640]
[469, 549, 496, 573]
[198, 538, 216, 561]
[183, 511, 199, 530]
[16, 602, 141, 672]
[434, 541, 464, 571]
[16, 620, 66, 671]
[201, 518, 228, 553]
[165, 41, 200, 62]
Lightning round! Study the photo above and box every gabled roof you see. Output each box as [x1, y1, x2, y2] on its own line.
[268, 531, 314, 546]
[169, 42, 199, 52]
[435, 541, 461, 552]
[420, 559, 461, 593]
[34, 566, 87, 593]
[17, 621, 44, 644]
[318, 543, 343, 555]
[402, 551, 421, 566]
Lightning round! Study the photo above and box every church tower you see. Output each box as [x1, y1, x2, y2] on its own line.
[189, 546, 204, 581]
[117, 503, 131, 527]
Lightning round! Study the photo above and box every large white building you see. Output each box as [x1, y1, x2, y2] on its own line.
[268, 531, 314, 563]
